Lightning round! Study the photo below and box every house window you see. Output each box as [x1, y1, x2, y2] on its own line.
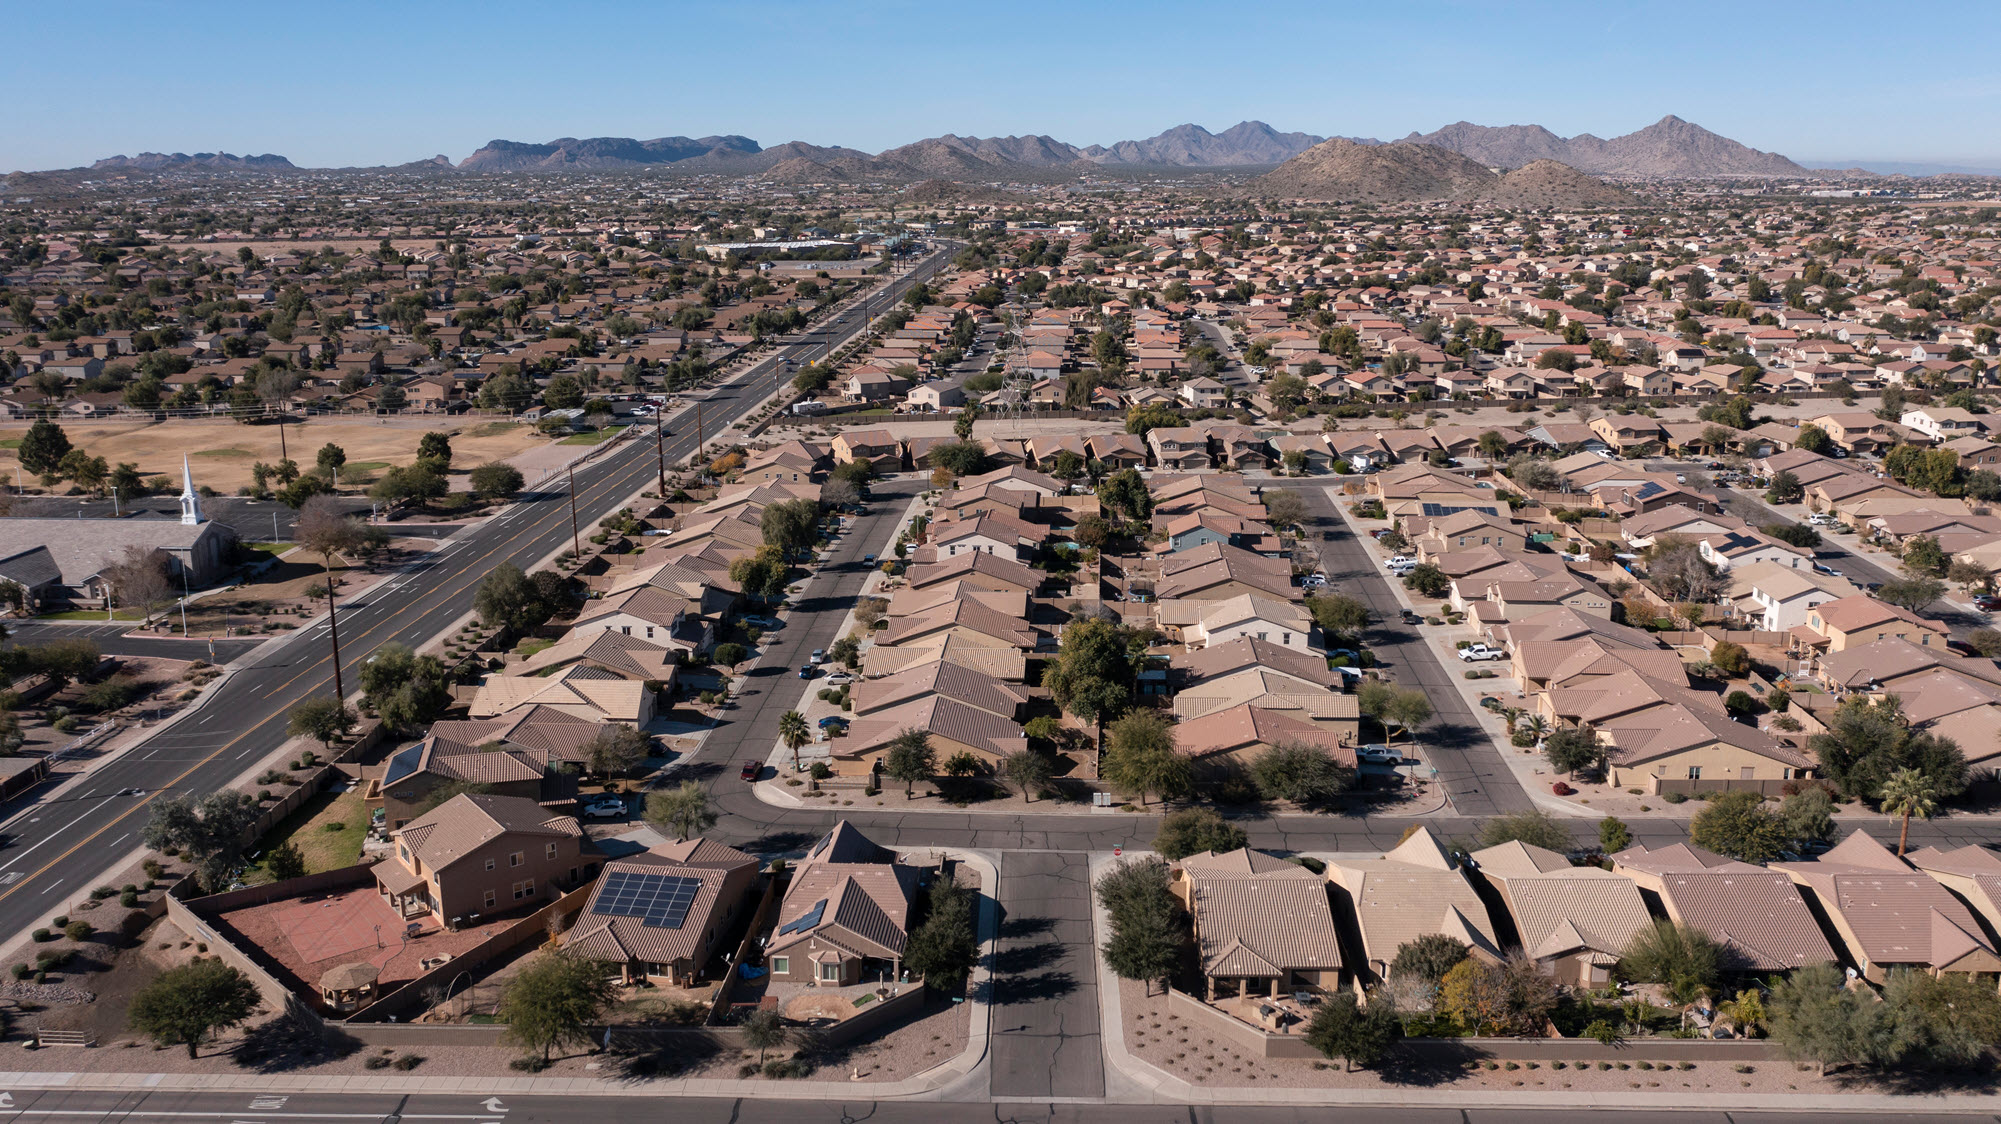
[820, 962, 841, 982]
[513, 879, 535, 900]
[484, 858, 495, 872]
[510, 852, 524, 867]
[622, 626, 631, 636]
[398, 845, 409, 864]
[1687, 766, 1703, 780]
[646, 626, 655, 639]
[483, 889, 496, 909]
[546, 843, 559, 861]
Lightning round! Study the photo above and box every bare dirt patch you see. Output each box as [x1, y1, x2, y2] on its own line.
[0, 417, 545, 497]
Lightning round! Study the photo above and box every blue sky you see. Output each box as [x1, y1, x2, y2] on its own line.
[7, 0, 2001, 172]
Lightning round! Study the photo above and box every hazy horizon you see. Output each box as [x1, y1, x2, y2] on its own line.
[8, 0, 2001, 173]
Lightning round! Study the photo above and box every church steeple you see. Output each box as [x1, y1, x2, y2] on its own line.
[179, 455, 204, 525]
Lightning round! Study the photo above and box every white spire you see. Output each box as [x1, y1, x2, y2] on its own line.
[179, 455, 204, 525]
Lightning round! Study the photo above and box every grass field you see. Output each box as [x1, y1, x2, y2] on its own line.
[557, 425, 629, 446]
[0, 418, 545, 496]
[244, 787, 368, 883]
[39, 609, 144, 621]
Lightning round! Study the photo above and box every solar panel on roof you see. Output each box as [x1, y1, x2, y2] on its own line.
[776, 898, 827, 936]
[1633, 481, 1666, 500]
[591, 871, 702, 929]
[1419, 503, 1500, 517]
[810, 831, 833, 858]
[383, 745, 425, 786]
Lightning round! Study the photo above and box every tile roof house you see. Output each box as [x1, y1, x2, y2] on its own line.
[1610, 844, 1835, 971]
[374, 794, 597, 926]
[1170, 848, 1344, 1002]
[564, 838, 760, 986]
[764, 822, 922, 988]
[1325, 827, 1502, 981]
[1773, 832, 2001, 984]
[1470, 840, 1653, 986]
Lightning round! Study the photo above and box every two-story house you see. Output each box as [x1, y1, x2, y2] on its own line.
[374, 794, 598, 926]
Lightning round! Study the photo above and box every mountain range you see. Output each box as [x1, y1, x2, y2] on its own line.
[1256, 140, 1636, 207]
[74, 117, 1835, 181]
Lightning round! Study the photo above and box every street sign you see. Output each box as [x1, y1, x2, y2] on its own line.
[1113, 845, 1122, 858]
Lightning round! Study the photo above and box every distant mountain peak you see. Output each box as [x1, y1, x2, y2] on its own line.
[1403, 116, 1813, 177]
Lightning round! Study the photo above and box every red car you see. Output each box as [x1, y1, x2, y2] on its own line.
[740, 761, 761, 782]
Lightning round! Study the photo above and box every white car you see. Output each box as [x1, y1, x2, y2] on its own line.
[1385, 556, 1417, 574]
[1458, 643, 1508, 663]
[581, 797, 626, 819]
[823, 671, 854, 686]
[1356, 744, 1400, 765]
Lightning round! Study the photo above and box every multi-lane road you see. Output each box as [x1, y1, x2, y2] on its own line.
[0, 247, 957, 940]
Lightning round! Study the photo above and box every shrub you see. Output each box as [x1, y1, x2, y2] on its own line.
[365, 1055, 392, 1070]
[62, 920, 90, 942]
[7, 964, 25, 981]
[29, 929, 50, 943]
[393, 1054, 424, 1071]
[1663, 791, 1688, 804]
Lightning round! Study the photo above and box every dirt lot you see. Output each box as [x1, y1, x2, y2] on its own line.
[174, 537, 437, 637]
[0, 417, 546, 496]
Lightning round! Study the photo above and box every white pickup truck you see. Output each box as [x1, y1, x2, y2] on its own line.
[1458, 643, 1508, 663]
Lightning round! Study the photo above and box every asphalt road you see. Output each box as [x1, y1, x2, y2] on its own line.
[0, 1087, 1985, 1122]
[2, 621, 263, 664]
[988, 851, 1107, 1099]
[0, 247, 957, 941]
[1297, 483, 1533, 817]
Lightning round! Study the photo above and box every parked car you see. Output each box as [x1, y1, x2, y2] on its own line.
[811, 648, 826, 665]
[1458, 643, 1508, 662]
[818, 715, 849, 729]
[581, 797, 626, 819]
[740, 761, 762, 782]
[863, 553, 877, 564]
[798, 665, 815, 679]
[1399, 609, 1423, 625]
[1385, 556, 1417, 574]
[741, 615, 780, 629]
[1974, 594, 2000, 612]
[823, 671, 854, 686]
[1355, 744, 1399, 765]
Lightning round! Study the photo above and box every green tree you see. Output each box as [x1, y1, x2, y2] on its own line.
[1041, 617, 1135, 750]
[927, 440, 988, 478]
[30, 637, 102, 692]
[645, 780, 716, 841]
[904, 871, 978, 992]
[1763, 470, 1804, 505]
[883, 728, 937, 796]
[1095, 857, 1185, 996]
[583, 724, 650, 777]
[778, 710, 811, 773]
[1249, 739, 1353, 804]
[1768, 963, 1879, 1074]
[1878, 766, 1940, 857]
[265, 840, 307, 882]
[1541, 725, 1604, 778]
[542, 375, 585, 410]
[759, 497, 823, 556]
[1690, 790, 1787, 862]
[1808, 695, 1967, 801]
[141, 790, 261, 893]
[128, 959, 261, 1058]
[1101, 710, 1189, 805]
[469, 462, 525, 500]
[1153, 807, 1246, 860]
[1794, 425, 1834, 456]
[1390, 934, 1470, 984]
[1095, 467, 1154, 524]
[474, 563, 545, 632]
[315, 442, 347, 479]
[1304, 593, 1370, 641]
[1709, 640, 1751, 676]
[740, 1007, 787, 1065]
[1780, 786, 1836, 845]
[16, 419, 71, 476]
[1000, 749, 1054, 803]
[1403, 563, 1450, 597]
[1599, 815, 1633, 855]
[1261, 488, 1307, 530]
[499, 952, 618, 1064]
[1476, 809, 1572, 851]
[1619, 921, 1722, 1003]
[1305, 993, 1402, 1072]
[286, 696, 356, 755]
[1440, 955, 1557, 1037]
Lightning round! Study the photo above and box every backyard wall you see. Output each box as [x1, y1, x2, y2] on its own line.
[344, 882, 595, 1023]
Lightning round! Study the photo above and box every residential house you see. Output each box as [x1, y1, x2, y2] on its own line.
[373, 794, 597, 925]
[1325, 827, 1502, 982]
[763, 822, 920, 987]
[564, 838, 760, 986]
[1169, 848, 1344, 1002]
[1470, 840, 1653, 987]
[1773, 832, 2001, 984]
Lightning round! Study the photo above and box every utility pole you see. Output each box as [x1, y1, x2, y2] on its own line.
[653, 415, 667, 498]
[325, 576, 345, 702]
[566, 463, 581, 556]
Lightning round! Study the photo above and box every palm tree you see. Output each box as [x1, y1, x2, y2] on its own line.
[1879, 767, 1940, 857]
[1519, 714, 1551, 745]
[777, 710, 811, 773]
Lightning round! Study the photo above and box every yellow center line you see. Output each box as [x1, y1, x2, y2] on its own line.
[0, 449, 657, 907]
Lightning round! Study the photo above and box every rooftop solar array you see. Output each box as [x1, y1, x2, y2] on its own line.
[1419, 503, 1500, 517]
[383, 745, 425, 786]
[591, 871, 701, 929]
[777, 898, 828, 936]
